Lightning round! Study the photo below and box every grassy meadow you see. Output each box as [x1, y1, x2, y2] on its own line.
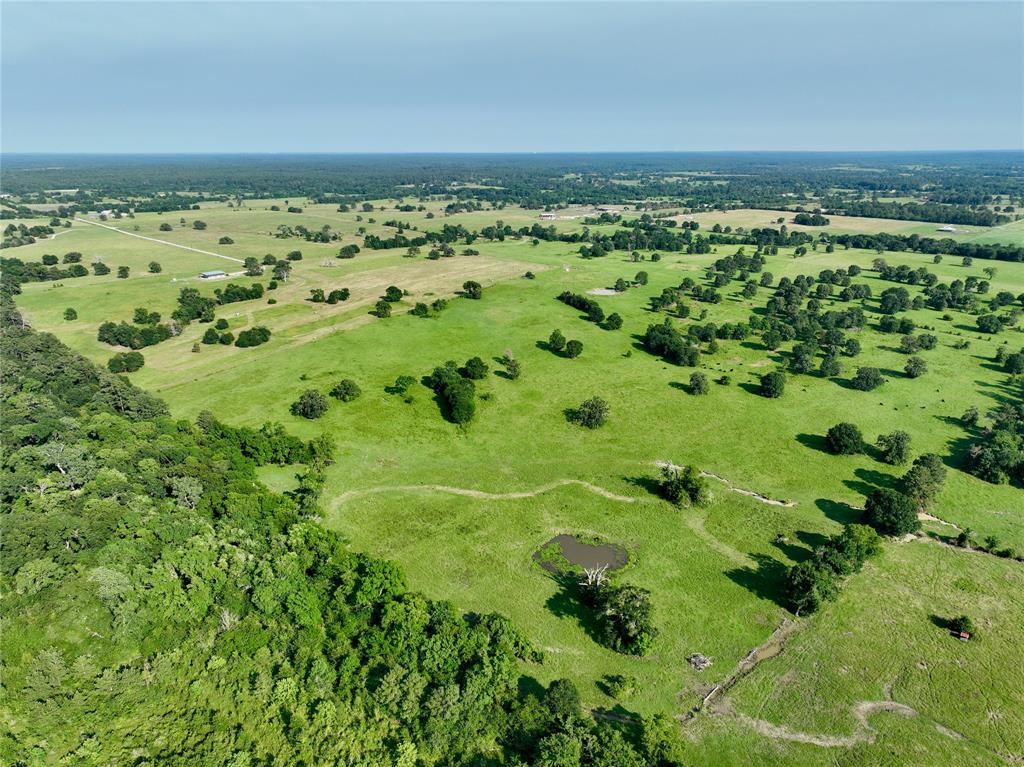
[10, 199, 1024, 764]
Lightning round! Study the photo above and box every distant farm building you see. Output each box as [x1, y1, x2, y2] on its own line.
[539, 212, 556, 220]
[938, 225, 957, 232]
[955, 631, 971, 642]
[199, 270, 227, 280]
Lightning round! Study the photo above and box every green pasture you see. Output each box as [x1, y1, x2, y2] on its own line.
[9, 201, 1024, 763]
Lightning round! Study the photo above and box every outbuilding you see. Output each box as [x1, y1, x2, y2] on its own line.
[199, 270, 227, 279]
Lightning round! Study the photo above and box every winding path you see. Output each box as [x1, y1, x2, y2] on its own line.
[332, 478, 639, 506]
[655, 462, 797, 507]
[74, 217, 244, 263]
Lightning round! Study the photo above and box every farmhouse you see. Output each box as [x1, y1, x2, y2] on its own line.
[199, 270, 227, 280]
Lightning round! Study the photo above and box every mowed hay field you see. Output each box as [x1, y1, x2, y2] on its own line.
[12, 202, 1024, 764]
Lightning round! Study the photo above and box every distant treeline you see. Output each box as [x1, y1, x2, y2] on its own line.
[826, 199, 1010, 227]
[3, 152, 1021, 216]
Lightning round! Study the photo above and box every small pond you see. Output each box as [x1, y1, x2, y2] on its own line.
[533, 534, 628, 576]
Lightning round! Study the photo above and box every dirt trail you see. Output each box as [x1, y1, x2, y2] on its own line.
[74, 217, 244, 263]
[919, 511, 962, 530]
[723, 699, 920, 747]
[332, 478, 638, 506]
[655, 462, 797, 507]
[680, 618, 800, 723]
[685, 515, 753, 567]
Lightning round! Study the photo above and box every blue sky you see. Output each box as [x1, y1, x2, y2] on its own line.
[2, 1, 1021, 152]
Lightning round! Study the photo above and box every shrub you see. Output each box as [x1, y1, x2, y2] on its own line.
[159, 223, 172, 231]
[290, 389, 329, 419]
[571, 396, 608, 429]
[107, 351, 144, 373]
[689, 372, 710, 395]
[117, 266, 130, 279]
[329, 379, 362, 402]
[462, 280, 483, 299]
[219, 236, 234, 245]
[327, 289, 350, 304]
[215, 318, 229, 330]
[202, 328, 219, 344]
[851, 367, 885, 391]
[192, 220, 207, 230]
[148, 261, 162, 273]
[462, 356, 489, 380]
[604, 312, 623, 330]
[548, 329, 566, 352]
[877, 430, 912, 465]
[374, 300, 392, 318]
[904, 356, 927, 378]
[63, 308, 77, 321]
[826, 423, 863, 455]
[565, 339, 583, 359]
[759, 371, 786, 398]
[949, 615, 975, 635]
[218, 332, 234, 345]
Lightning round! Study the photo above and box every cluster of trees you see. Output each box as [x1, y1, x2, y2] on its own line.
[793, 212, 829, 226]
[831, 232, 1023, 264]
[309, 288, 350, 304]
[2, 221, 55, 248]
[826, 423, 913, 465]
[642, 319, 699, 366]
[213, 282, 264, 305]
[426, 360, 478, 424]
[577, 573, 658, 656]
[172, 287, 217, 325]
[863, 454, 947, 536]
[658, 464, 710, 506]
[0, 255, 89, 287]
[830, 199, 1010, 227]
[97, 319, 173, 349]
[547, 330, 584, 359]
[785, 525, 882, 614]
[962, 402, 1024, 485]
[234, 326, 272, 348]
[410, 298, 449, 317]
[557, 291, 604, 324]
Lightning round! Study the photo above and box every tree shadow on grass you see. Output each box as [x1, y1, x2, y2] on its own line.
[854, 467, 899, 490]
[725, 553, 789, 608]
[544, 577, 605, 647]
[668, 381, 691, 394]
[815, 498, 863, 525]
[738, 381, 764, 396]
[623, 474, 662, 498]
[795, 433, 829, 453]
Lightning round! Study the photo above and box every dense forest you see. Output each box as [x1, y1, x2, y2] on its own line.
[0, 294, 684, 765]
[2, 153, 1022, 224]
